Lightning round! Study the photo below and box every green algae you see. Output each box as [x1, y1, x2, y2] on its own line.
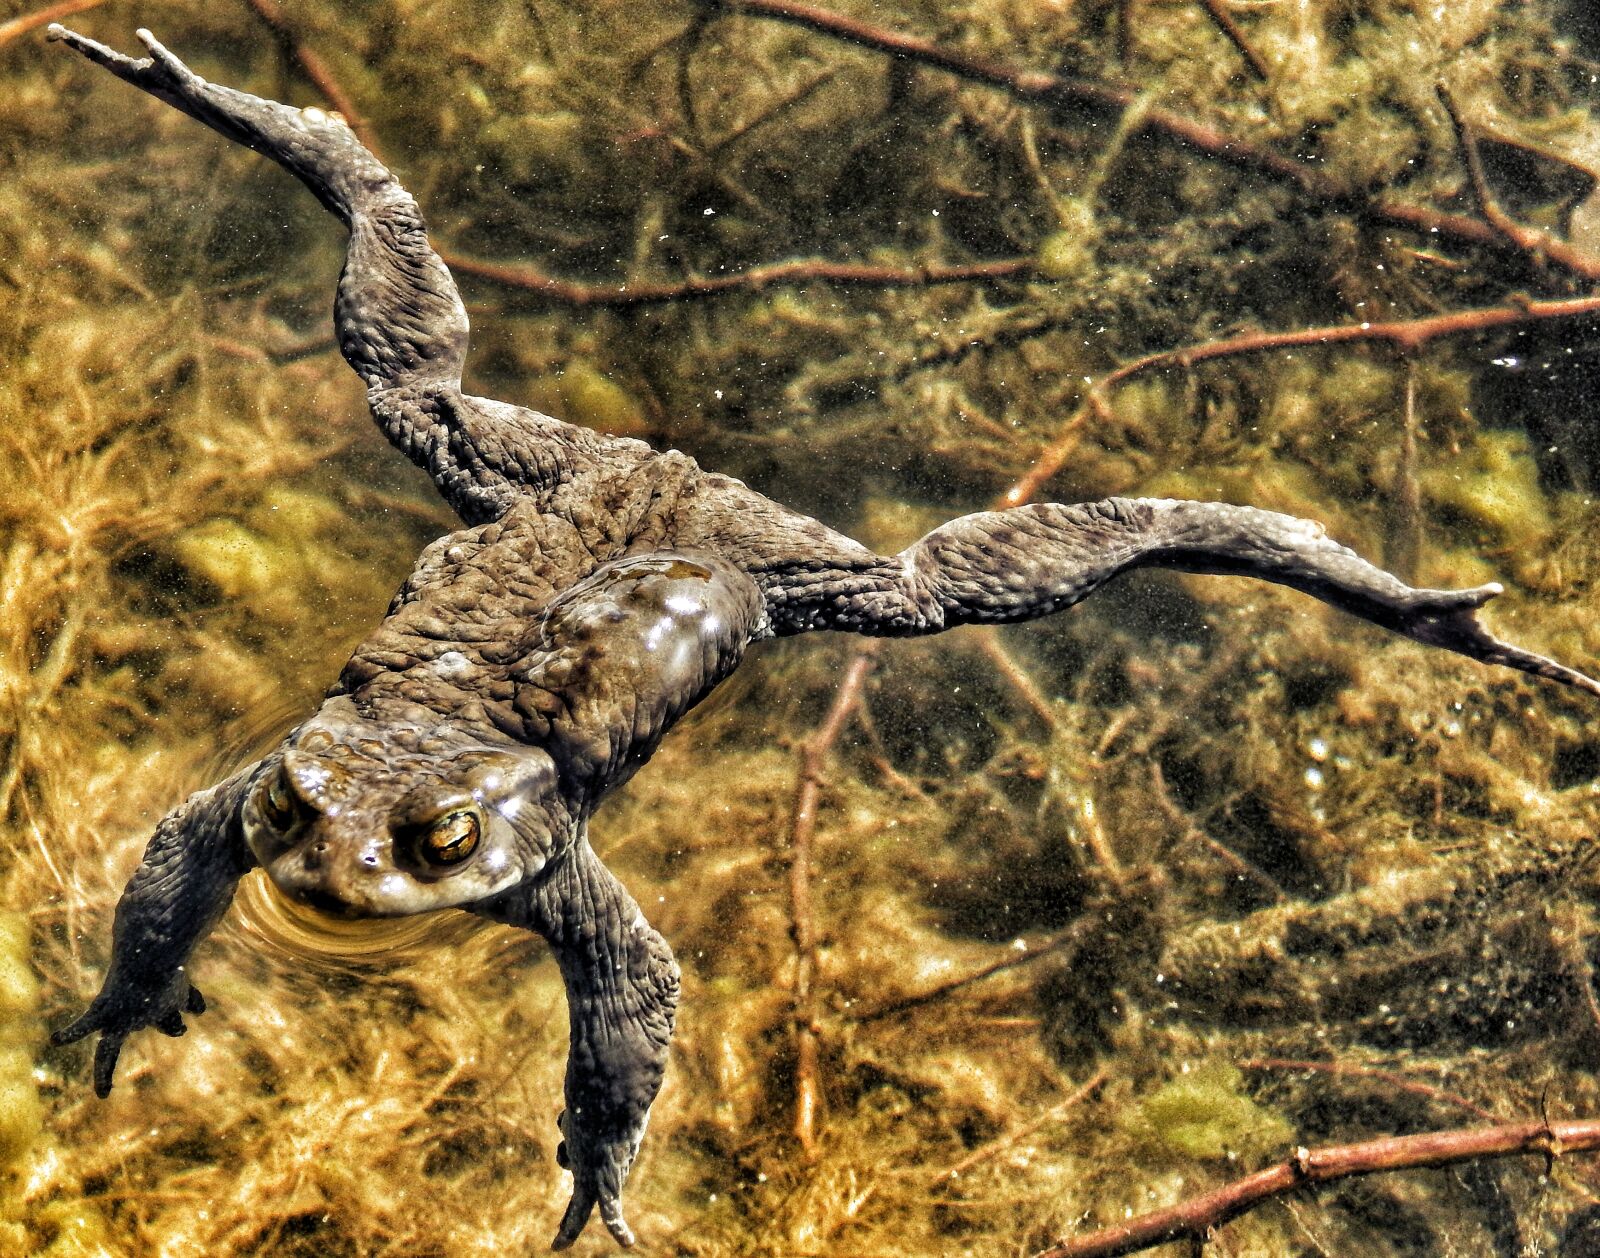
[1132, 1059, 1293, 1162]
[4, 1, 1600, 1256]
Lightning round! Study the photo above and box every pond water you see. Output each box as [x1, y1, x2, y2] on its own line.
[5, 1, 1600, 1254]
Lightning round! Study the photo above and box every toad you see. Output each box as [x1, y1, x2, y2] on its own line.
[46, 25, 1600, 1249]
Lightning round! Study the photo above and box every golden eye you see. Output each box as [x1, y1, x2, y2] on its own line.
[257, 766, 306, 834]
[417, 810, 480, 867]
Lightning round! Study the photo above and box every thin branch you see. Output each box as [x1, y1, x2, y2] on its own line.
[991, 292, 1600, 504]
[1194, 0, 1270, 83]
[853, 928, 1078, 1026]
[933, 1067, 1110, 1184]
[1437, 86, 1600, 281]
[243, 0, 374, 151]
[240, 0, 1038, 306]
[1388, 360, 1422, 582]
[1149, 762, 1287, 902]
[1037, 1117, 1600, 1258]
[443, 251, 1033, 306]
[787, 645, 878, 1155]
[709, 0, 1598, 274]
[1094, 294, 1600, 387]
[976, 632, 1125, 879]
[708, 0, 1318, 188]
[0, 0, 100, 49]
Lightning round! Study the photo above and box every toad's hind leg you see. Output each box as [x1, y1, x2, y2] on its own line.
[47, 25, 466, 390]
[768, 496, 1600, 698]
[50, 25, 587, 526]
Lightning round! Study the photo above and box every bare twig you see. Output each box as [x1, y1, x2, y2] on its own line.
[989, 291, 1600, 503]
[1091, 294, 1600, 390]
[1038, 1118, 1600, 1258]
[0, 0, 100, 49]
[933, 1067, 1110, 1183]
[711, 0, 1600, 274]
[787, 645, 878, 1154]
[976, 630, 1060, 728]
[708, 0, 1317, 187]
[243, 0, 374, 150]
[1194, 0, 1270, 83]
[241, 0, 1040, 305]
[1149, 762, 1287, 902]
[1388, 360, 1422, 582]
[853, 928, 1078, 1026]
[976, 633, 1125, 879]
[1438, 87, 1600, 281]
[443, 251, 1033, 306]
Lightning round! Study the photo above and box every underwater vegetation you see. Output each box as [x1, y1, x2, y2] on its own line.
[7, 0, 1600, 1254]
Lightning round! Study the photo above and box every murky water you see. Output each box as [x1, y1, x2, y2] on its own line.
[6, 1, 1600, 1254]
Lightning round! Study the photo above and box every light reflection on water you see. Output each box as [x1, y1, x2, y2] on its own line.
[232, 871, 480, 971]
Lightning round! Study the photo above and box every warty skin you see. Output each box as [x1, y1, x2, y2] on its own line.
[45, 24, 1600, 1250]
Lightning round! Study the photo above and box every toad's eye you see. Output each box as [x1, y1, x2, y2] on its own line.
[256, 766, 310, 834]
[413, 810, 480, 868]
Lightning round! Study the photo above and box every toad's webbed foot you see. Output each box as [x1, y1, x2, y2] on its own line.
[53, 975, 208, 1098]
[51, 770, 256, 1096]
[476, 841, 679, 1249]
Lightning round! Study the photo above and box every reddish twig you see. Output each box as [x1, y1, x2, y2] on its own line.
[1194, 0, 1270, 83]
[1038, 1118, 1600, 1258]
[0, 0, 100, 48]
[1438, 87, 1600, 282]
[710, 0, 1595, 273]
[1093, 294, 1600, 386]
[243, 0, 374, 151]
[787, 645, 878, 1154]
[990, 291, 1600, 505]
[710, 0, 1317, 188]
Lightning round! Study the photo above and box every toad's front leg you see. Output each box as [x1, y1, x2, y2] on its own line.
[53, 767, 258, 1095]
[478, 840, 680, 1249]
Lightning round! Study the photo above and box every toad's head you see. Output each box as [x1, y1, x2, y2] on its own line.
[243, 696, 563, 917]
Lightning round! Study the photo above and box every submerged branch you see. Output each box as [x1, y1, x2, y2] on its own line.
[852, 927, 1077, 1025]
[710, 0, 1600, 271]
[1239, 1057, 1498, 1122]
[990, 293, 1600, 505]
[1193, 0, 1270, 83]
[1439, 87, 1600, 281]
[932, 1067, 1110, 1184]
[707, 0, 1317, 186]
[786, 646, 878, 1154]
[243, 0, 374, 151]
[445, 252, 1034, 306]
[1038, 1117, 1600, 1258]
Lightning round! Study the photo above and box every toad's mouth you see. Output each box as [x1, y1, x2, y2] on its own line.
[291, 886, 363, 918]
